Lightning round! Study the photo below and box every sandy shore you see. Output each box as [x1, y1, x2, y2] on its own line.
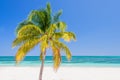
[1, 66, 120, 80]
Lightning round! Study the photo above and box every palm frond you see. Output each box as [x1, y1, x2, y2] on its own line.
[27, 10, 44, 27]
[51, 40, 71, 61]
[52, 47, 61, 71]
[47, 24, 57, 37]
[45, 3, 52, 30]
[53, 32, 63, 40]
[16, 20, 33, 34]
[50, 41, 61, 71]
[15, 38, 40, 63]
[53, 10, 62, 23]
[12, 34, 37, 48]
[57, 22, 67, 32]
[53, 32, 76, 42]
[62, 32, 76, 42]
[46, 3, 51, 15]
[17, 24, 43, 37]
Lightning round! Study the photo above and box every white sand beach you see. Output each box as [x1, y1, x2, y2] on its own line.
[1, 66, 120, 80]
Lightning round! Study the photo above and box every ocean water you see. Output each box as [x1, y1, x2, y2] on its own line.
[1, 56, 120, 67]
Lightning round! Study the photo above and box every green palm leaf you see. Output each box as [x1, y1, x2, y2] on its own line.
[28, 10, 46, 28]
[16, 20, 33, 34]
[53, 10, 62, 23]
[46, 3, 51, 14]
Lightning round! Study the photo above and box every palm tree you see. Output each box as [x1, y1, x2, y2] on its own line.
[12, 3, 76, 80]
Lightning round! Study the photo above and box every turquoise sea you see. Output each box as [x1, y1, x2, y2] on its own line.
[1, 56, 120, 67]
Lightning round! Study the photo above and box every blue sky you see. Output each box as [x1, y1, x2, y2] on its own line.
[0, 0, 120, 56]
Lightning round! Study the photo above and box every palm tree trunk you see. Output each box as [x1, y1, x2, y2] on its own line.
[39, 51, 46, 80]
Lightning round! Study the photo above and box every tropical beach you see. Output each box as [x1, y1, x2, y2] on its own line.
[1, 0, 120, 80]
